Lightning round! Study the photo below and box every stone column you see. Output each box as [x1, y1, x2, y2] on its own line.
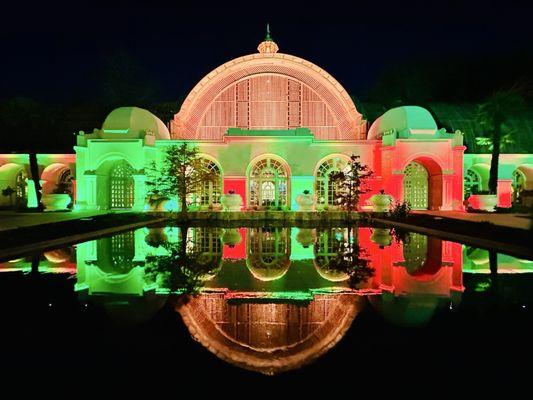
[497, 179, 513, 208]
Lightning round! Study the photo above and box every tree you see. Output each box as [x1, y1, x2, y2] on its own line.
[145, 143, 218, 215]
[330, 154, 373, 213]
[144, 227, 221, 297]
[477, 88, 525, 195]
[324, 227, 374, 289]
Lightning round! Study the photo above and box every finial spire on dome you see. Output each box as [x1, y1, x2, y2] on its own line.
[258, 23, 279, 54]
[265, 23, 272, 41]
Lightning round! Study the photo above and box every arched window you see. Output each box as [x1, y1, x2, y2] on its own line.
[248, 157, 289, 208]
[403, 161, 428, 210]
[189, 159, 222, 208]
[315, 157, 349, 207]
[464, 168, 482, 198]
[110, 161, 134, 209]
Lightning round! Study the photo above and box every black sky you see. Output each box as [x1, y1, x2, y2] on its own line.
[1, 0, 532, 103]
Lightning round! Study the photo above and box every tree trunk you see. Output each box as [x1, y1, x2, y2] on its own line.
[488, 120, 501, 195]
[29, 152, 43, 211]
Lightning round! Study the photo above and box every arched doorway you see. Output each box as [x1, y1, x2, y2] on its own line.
[188, 158, 222, 209]
[315, 156, 349, 209]
[248, 157, 289, 209]
[403, 161, 429, 209]
[403, 159, 442, 210]
[110, 161, 134, 209]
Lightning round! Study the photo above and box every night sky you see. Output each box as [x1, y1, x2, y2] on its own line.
[2, 0, 532, 103]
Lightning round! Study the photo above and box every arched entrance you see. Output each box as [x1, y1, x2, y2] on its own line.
[110, 161, 134, 209]
[248, 156, 290, 209]
[315, 156, 349, 208]
[403, 158, 443, 210]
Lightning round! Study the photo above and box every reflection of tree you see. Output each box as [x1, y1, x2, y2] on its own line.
[144, 227, 221, 296]
[317, 227, 374, 288]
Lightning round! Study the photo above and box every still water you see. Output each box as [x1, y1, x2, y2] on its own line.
[0, 225, 532, 385]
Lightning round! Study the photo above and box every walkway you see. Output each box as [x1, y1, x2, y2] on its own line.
[415, 211, 532, 231]
[0, 210, 109, 231]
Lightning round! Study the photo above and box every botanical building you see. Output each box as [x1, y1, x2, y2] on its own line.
[1, 32, 532, 211]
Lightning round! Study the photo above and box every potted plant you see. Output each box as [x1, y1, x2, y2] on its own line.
[296, 189, 315, 211]
[221, 228, 242, 247]
[369, 189, 392, 212]
[42, 182, 72, 211]
[220, 190, 243, 211]
[296, 228, 316, 248]
[466, 189, 498, 212]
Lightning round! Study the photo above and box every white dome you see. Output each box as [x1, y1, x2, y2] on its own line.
[367, 106, 437, 140]
[101, 106, 170, 140]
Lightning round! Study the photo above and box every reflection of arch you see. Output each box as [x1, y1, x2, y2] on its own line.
[403, 157, 442, 210]
[97, 231, 137, 274]
[247, 155, 290, 208]
[314, 155, 350, 208]
[313, 228, 350, 282]
[171, 53, 364, 140]
[186, 227, 223, 280]
[41, 163, 72, 195]
[246, 227, 291, 281]
[402, 234, 442, 279]
[109, 160, 134, 209]
[512, 164, 533, 203]
[178, 293, 363, 375]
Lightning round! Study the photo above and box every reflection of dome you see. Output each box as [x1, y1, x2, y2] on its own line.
[370, 293, 444, 327]
[178, 293, 363, 375]
[44, 249, 70, 263]
[313, 259, 350, 282]
[246, 254, 291, 281]
[368, 106, 437, 140]
[101, 107, 170, 140]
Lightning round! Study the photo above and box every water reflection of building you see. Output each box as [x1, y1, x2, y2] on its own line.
[246, 227, 291, 281]
[368, 230, 464, 327]
[66, 225, 533, 372]
[178, 293, 364, 375]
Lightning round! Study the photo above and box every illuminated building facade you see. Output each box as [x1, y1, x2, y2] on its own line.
[1, 32, 532, 211]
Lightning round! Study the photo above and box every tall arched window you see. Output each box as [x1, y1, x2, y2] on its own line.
[248, 157, 289, 208]
[315, 157, 349, 207]
[464, 168, 482, 198]
[189, 159, 222, 208]
[110, 161, 134, 209]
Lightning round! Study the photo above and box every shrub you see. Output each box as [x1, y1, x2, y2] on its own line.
[388, 200, 411, 220]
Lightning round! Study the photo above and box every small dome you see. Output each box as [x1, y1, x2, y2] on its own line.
[101, 106, 170, 140]
[367, 106, 437, 140]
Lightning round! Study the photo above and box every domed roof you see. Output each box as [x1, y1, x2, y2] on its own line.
[101, 106, 170, 140]
[367, 106, 438, 140]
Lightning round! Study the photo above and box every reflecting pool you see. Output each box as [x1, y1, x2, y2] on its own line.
[1, 225, 532, 382]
